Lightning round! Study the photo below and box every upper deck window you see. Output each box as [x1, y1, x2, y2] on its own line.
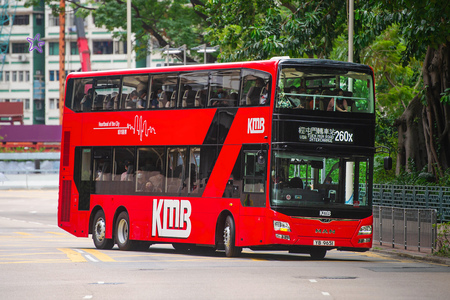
[65, 68, 272, 112]
[276, 66, 374, 114]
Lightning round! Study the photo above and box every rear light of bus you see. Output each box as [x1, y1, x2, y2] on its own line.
[358, 225, 372, 235]
[274, 221, 291, 232]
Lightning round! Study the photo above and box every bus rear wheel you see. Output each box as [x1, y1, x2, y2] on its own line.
[223, 216, 241, 257]
[115, 211, 135, 251]
[92, 210, 114, 250]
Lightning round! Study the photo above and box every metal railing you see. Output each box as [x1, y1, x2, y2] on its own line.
[373, 205, 437, 252]
[373, 184, 450, 222]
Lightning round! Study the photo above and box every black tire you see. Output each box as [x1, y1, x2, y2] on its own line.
[223, 215, 241, 257]
[172, 243, 192, 252]
[92, 210, 114, 250]
[136, 241, 152, 251]
[310, 248, 327, 260]
[115, 211, 135, 251]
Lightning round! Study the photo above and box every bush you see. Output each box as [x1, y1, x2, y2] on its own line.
[435, 222, 450, 257]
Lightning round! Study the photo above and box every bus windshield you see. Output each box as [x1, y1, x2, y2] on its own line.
[276, 65, 374, 113]
[270, 150, 372, 209]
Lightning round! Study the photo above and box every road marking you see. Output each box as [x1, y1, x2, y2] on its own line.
[309, 279, 317, 283]
[15, 232, 32, 236]
[58, 248, 87, 263]
[85, 255, 99, 262]
[83, 249, 116, 262]
[46, 231, 67, 236]
[322, 292, 330, 296]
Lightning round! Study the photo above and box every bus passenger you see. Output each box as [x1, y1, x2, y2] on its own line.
[309, 89, 322, 110]
[327, 89, 348, 112]
[80, 88, 94, 111]
[137, 90, 147, 109]
[246, 78, 264, 105]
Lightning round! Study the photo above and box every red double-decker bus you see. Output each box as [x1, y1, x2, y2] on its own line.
[58, 58, 375, 259]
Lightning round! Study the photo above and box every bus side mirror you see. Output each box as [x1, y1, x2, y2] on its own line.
[384, 157, 392, 171]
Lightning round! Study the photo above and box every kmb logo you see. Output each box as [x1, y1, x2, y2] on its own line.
[247, 117, 265, 134]
[152, 199, 192, 238]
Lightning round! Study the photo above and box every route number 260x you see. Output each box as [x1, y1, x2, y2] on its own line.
[334, 130, 353, 143]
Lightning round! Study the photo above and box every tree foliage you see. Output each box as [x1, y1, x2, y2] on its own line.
[25, 0, 210, 61]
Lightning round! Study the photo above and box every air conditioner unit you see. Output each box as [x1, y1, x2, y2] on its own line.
[18, 55, 28, 62]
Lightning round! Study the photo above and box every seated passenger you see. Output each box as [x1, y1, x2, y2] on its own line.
[246, 78, 264, 105]
[126, 90, 139, 109]
[327, 89, 348, 112]
[309, 89, 322, 110]
[137, 90, 147, 109]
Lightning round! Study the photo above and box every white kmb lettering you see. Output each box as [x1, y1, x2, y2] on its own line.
[152, 199, 192, 238]
[247, 117, 265, 134]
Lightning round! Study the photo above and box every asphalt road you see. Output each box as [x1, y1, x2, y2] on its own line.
[1, 190, 449, 300]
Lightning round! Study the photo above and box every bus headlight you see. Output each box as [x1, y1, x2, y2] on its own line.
[274, 221, 291, 232]
[358, 225, 372, 235]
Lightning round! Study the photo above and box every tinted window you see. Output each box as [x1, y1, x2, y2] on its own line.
[241, 69, 271, 106]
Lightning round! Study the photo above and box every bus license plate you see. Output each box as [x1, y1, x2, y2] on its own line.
[313, 240, 335, 246]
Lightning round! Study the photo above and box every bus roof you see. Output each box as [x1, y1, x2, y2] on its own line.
[66, 58, 373, 79]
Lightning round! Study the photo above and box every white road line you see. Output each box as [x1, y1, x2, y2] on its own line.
[85, 255, 99, 263]
[322, 292, 330, 296]
[309, 279, 317, 283]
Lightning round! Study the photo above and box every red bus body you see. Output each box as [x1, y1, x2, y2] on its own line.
[58, 59, 375, 258]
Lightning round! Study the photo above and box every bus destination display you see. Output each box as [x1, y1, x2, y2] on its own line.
[298, 126, 354, 144]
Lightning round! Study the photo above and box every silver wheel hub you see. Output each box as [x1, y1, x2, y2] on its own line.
[117, 219, 129, 244]
[223, 226, 230, 248]
[95, 218, 106, 242]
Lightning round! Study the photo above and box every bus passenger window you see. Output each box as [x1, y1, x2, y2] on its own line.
[136, 147, 165, 193]
[151, 73, 178, 109]
[241, 70, 271, 106]
[166, 148, 187, 194]
[122, 75, 150, 110]
[92, 77, 120, 111]
[243, 151, 266, 193]
[208, 70, 240, 107]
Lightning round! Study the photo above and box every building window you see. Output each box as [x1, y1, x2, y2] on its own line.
[49, 98, 59, 110]
[18, 71, 24, 82]
[70, 42, 79, 55]
[36, 14, 43, 26]
[25, 71, 30, 82]
[48, 14, 60, 26]
[13, 15, 30, 26]
[12, 43, 28, 54]
[5, 71, 9, 81]
[93, 41, 113, 54]
[114, 41, 127, 54]
[12, 71, 17, 82]
[23, 99, 30, 110]
[49, 42, 59, 55]
[49, 70, 59, 81]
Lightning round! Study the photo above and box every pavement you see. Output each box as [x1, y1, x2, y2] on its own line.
[371, 243, 450, 266]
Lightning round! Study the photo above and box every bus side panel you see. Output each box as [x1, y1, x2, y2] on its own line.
[237, 207, 266, 247]
[90, 195, 241, 246]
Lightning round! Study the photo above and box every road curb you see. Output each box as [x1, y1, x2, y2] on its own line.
[371, 247, 450, 266]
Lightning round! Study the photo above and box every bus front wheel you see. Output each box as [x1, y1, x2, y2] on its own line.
[92, 210, 114, 250]
[115, 211, 135, 251]
[223, 216, 242, 257]
[310, 248, 327, 260]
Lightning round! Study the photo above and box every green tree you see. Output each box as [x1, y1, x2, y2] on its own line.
[201, 0, 450, 181]
[25, 0, 212, 62]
